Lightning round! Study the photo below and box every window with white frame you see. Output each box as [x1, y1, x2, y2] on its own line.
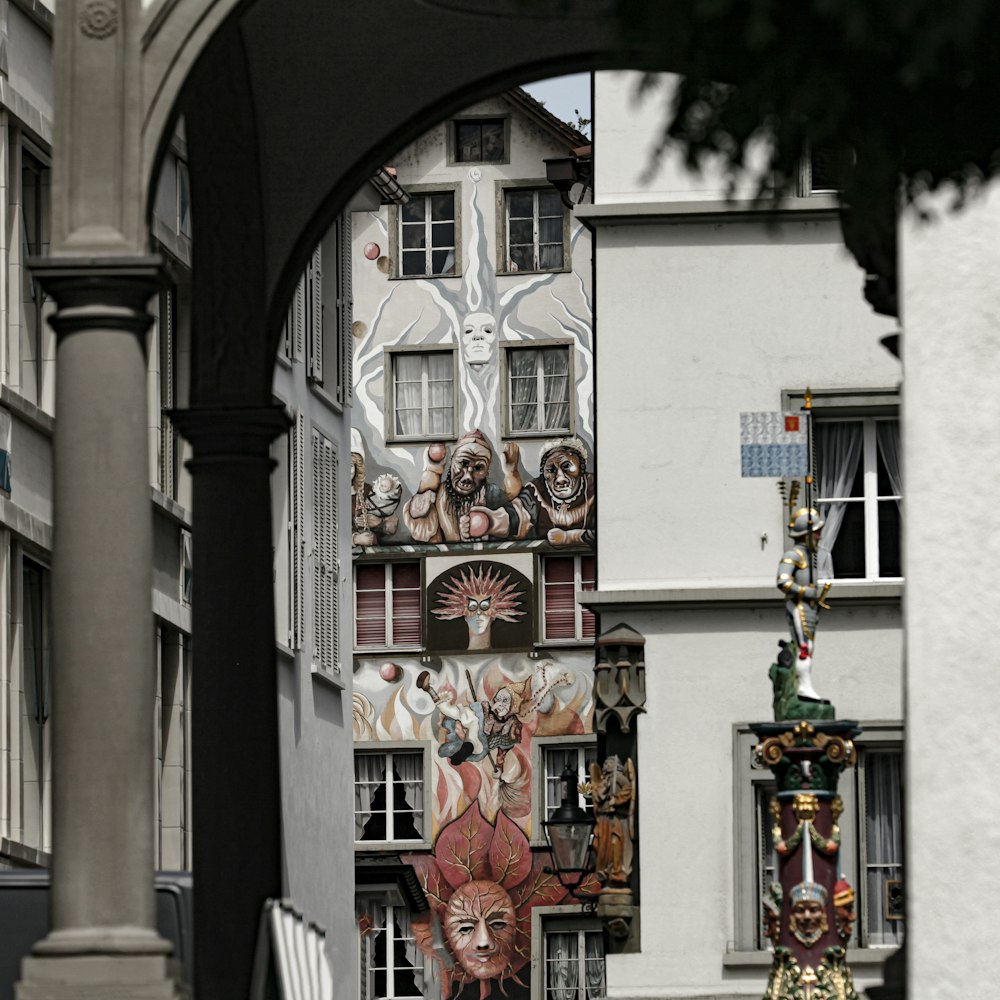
[735, 726, 903, 951]
[453, 118, 506, 163]
[815, 416, 901, 581]
[542, 743, 593, 820]
[398, 191, 456, 277]
[506, 345, 571, 435]
[543, 924, 606, 999]
[157, 286, 179, 499]
[355, 562, 421, 650]
[389, 350, 455, 440]
[19, 555, 51, 854]
[355, 750, 425, 843]
[542, 555, 596, 643]
[358, 898, 425, 1000]
[17, 144, 53, 410]
[504, 188, 566, 273]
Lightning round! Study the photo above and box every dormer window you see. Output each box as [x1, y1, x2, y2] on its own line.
[453, 118, 507, 163]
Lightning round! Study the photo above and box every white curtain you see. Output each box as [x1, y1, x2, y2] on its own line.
[584, 932, 606, 999]
[876, 421, 903, 510]
[425, 353, 453, 436]
[542, 348, 570, 430]
[546, 932, 579, 1000]
[354, 756, 386, 840]
[393, 354, 423, 436]
[393, 753, 424, 838]
[510, 350, 539, 431]
[864, 752, 904, 946]
[816, 422, 863, 580]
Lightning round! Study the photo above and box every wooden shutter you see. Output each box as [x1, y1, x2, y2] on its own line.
[307, 244, 323, 382]
[336, 212, 353, 406]
[311, 428, 339, 674]
[290, 412, 306, 648]
[390, 562, 421, 646]
[543, 556, 577, 641]
[580, 554, 597, 640]
[159, 287, 176, 498]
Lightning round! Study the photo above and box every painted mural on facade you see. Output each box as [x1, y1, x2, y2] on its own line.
[353, 650, 594, 998]
[350, 165, 594, 553]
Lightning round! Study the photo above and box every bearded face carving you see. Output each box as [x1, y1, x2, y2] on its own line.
[461, 311, 496, 366]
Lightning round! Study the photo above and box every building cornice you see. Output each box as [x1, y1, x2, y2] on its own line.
[575, 195, 840, 227]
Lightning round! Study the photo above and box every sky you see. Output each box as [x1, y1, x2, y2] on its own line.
[522, 73, 592, 136]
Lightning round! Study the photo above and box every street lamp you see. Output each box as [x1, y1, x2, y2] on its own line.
[542, 765, 597, 905]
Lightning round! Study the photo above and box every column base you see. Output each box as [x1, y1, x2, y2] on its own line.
[17, 954, 188, 1000]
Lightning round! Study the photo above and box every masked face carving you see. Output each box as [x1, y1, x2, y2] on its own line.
[461, 311, 496, 366]
[443, 880, 517, 981]
[490, 688, 513, 718]
[542, 447, 583, 501]
[466, 596, 493, 636]
[450, 449, 491, 497]
[789, 898, 828, 947]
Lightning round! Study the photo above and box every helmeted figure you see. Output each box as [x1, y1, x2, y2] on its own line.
[776, 507, 830, 701]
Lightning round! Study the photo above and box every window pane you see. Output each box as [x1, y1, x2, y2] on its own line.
[542, 348, 568, 377]
[508, 191, 533, 217]
[401, 250, 426, 276]
[481, 121, 504, 161]
[509, 350, 538, 378]
[539, 217, 563, 244]
[508, 219, 533, 246]
[431, 222, 454, 248]
[864, 751, 904, 946]
[509, 245, 533, 272]
[355, 755, 387, 841]
[538, 189, 564, 216]
[455, 122, 482, 162]
[401, 200, 425, 223]
[392, 563, 420, 589]
[401, 224, 426, 250]
[545, 932, 579, 998]
[828, 501, 865, 578]
[430, 249, 455, 275]
[430, 193, 454, 221]
[539, 243, 565, 270]
[878, 501, 902, 577]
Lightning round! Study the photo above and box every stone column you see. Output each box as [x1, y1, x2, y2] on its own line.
[171, 404, 289, 1000]
[901, 184, 1000, 999]
[17, 259, 182, 1000]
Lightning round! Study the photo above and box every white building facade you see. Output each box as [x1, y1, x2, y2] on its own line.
[579, 71, 903, 1000]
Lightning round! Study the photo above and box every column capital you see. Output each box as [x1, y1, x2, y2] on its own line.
[28, 256, 169, 338]
[171, 404, 291, 467]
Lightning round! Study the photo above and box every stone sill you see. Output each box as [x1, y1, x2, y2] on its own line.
[1, 837, 50, 868]
[580, 581, 902, 612]
[723, 946, 898, 970]
[576, 195, 839, 227]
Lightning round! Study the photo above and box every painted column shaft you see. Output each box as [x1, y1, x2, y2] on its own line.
[172, 404, 288, 1000]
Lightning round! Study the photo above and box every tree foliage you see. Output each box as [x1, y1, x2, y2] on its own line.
[615, 0, 1000, 314]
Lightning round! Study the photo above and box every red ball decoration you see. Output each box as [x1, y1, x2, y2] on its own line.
[379, 661, 400, 682]
[468, 510, 490, 538]
[427, 443, 446, 463]
[364, 242, 381, 260]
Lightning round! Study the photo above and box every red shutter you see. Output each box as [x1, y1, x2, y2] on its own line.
[544, 557, 576, 640]
[391, 563, 422, 646]
[580, 555, 597, 639]
[355, 564, 387, 648]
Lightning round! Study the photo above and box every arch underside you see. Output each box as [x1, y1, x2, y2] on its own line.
[147, 0, 685, 400]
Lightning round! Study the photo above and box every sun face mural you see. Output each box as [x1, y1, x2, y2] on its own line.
[430, 561, 529, 653]
[402, 803, 596, 1000]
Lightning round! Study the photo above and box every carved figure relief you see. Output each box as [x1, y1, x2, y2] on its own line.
[589, 755, 636, 887]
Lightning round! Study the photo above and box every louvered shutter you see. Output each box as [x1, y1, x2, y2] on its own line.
[543, 556, 577, 641]
[290, 412, 306, 648]
[159, 288, 176, 498]
[354, 564, 388, 648]
[307, 244, 323, 381]
[580, 554, 597, 639]
[390, 563, 421, 646]
[336, 212, 353, 406]
[291, 273, 306, 360]
[311, 429, 339, 674]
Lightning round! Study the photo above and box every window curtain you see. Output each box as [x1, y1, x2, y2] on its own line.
[876, 421, 903, 510]
[546, 932, 579, 1000]
[542, 349, 570, 430]
[815, 422, 864, 580]
[391, 906, 423, 999]
[425, 352, 453, 436]
[584, 931, 606, 999]
[393, 355, 423, 436]
[510, 351, 539, 431]
[393, 753, 424, 838]
[354, 756, 386, 840]
[865, 753, 904, 947]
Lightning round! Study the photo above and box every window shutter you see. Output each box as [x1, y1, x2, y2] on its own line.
[543, 557, 577, 641]
[159, 288, 176, 498]
[307, 244, 323, 382]
[311, 429, 339, 674]
[290, 412, 306, 648]
[580, 555, 597, 640]
[291, 273, 306, 360]
[390, 563, 421, 646]
[337, 212, 354, 406]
